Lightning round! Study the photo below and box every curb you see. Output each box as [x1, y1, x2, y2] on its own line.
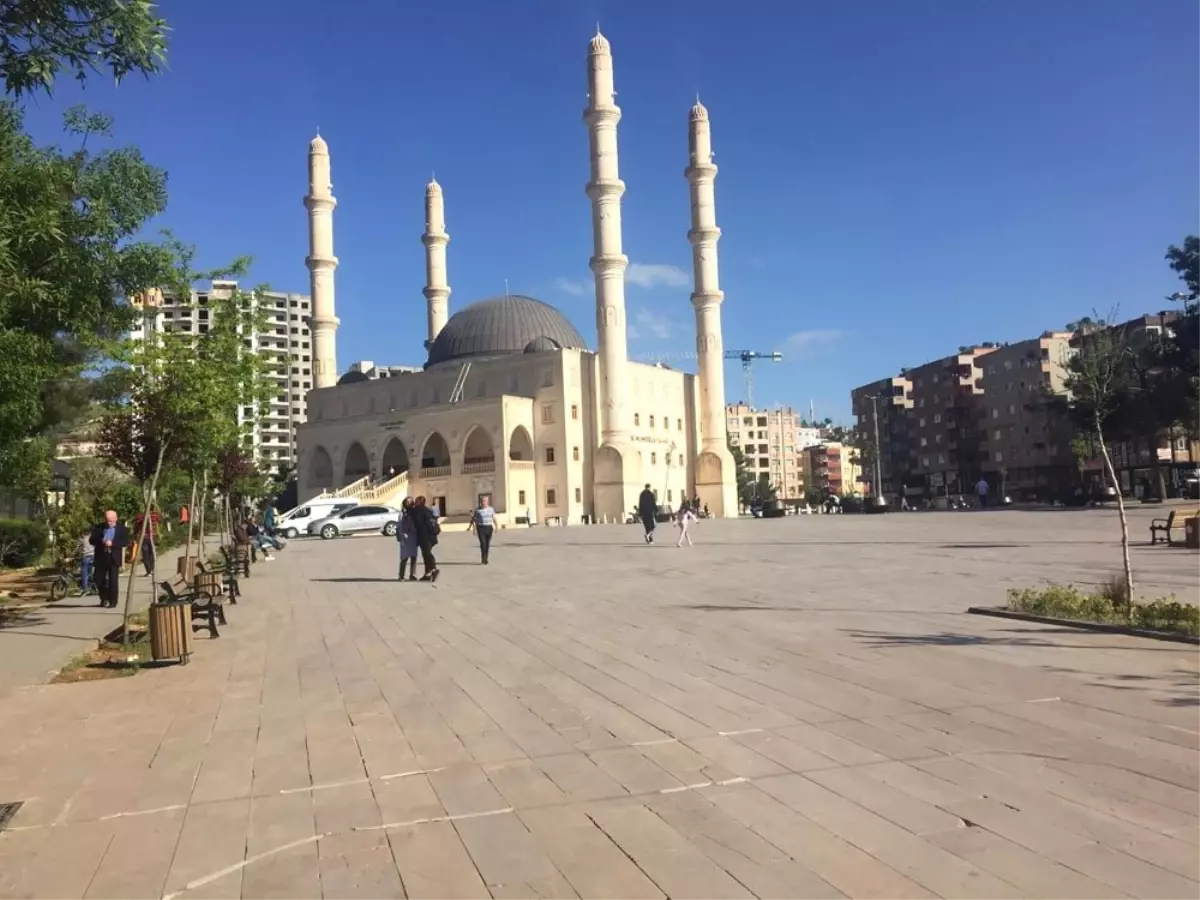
[966, 607, 1200, 645]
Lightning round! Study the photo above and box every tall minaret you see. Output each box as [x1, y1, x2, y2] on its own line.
[305, 134, 339, 388]
[686, 99, 727, 453]
[585, 30, 630, 445]
[422, 177, 451, 349]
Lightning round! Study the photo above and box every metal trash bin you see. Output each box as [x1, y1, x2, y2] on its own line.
[149, 599, 192, 664]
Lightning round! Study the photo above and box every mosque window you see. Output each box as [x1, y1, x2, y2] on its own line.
[545, 446, 556, 464]
[546, 488, 557, 506]
[663, 415, 669, 429]
[649, 415, 655, 428]
[541, 404, 554, 424]
[518, 490, 526, 505]
[574, 487, 581, 502]
[571, 404, 579, 420]
[668, 489, 673, 502]
[572, 446, 580, 462]
[677, 418, 683, 430]
[678, 454, 684, 466]
[650, 452, 657, 465]
[634, 413, 640, 426]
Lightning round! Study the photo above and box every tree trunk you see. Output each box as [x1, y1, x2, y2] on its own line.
[198, 470, 208, 558]
[1096, 419, 1134, 620]
[1150, 434, 1168, 500]
[122, 443, 167, 649]
[183, 477, 197, 569]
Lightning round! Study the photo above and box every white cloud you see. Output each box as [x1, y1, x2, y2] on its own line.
[554, 277, 591, 297]
[785, 329, 846, 356]
[628, 308, 677, 342]
[626, 263, 689, 289]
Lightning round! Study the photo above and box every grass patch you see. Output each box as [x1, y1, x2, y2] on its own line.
[1006, 583, 1199, 637]
[52, 633, 154, 684]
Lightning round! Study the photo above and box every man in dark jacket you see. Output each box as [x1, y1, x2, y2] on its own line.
[637, 484, 658, 544]
[412, 496, 441, 582]
[89, 509, 130, 608]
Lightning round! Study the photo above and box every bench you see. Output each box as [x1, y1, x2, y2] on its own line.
[223, 544, 251, 579]
[159, 578, 225, 639]
[198, 559, 240, 603]
[1150, 509, 1199, 546]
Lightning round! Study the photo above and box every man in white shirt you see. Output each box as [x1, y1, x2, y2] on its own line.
[975, 477, 990, 509]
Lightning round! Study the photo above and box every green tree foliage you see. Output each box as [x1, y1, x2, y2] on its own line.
[0, 0, 167, 98]
[0, 101, 168, 494]
[1165, 236, 1199, 300]
[727, 438, 755, 508]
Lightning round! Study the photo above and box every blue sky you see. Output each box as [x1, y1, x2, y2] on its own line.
[19, 0, 1199, 421]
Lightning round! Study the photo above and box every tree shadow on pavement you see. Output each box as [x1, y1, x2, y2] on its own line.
[0, 606, 49, 630]
[842, 627, 1183, 652]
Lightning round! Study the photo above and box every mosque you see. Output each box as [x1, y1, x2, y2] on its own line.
[295, 32, 738, 526]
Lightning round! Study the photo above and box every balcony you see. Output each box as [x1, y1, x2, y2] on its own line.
[461, 460, 496, 475]
[418, 465, 451, 478]
[509, 460, 535, 471]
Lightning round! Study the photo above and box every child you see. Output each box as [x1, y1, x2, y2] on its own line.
[79, 529, 94, 593]
[675, 503, 697, 547]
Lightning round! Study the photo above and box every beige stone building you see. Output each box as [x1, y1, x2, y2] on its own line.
[725, 404, 806, 499]
[294, 33, 737, 525]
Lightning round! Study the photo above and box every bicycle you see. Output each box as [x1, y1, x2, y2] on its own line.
[48, 555, 95, 602]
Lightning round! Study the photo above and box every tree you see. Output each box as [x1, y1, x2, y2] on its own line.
[727, 438, 756, 509]
[0, 101, 168, 495]
[0, 0, 167, 98]
[1064, 311, 1136, 614]
[1165, 236, 1199, 300]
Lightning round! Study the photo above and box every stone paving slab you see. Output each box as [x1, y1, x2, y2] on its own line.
[0, 508, 1196, 899]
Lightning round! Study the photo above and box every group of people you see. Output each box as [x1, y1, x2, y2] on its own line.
[637, 484, 699, 547]
[395, 495, 443, 582]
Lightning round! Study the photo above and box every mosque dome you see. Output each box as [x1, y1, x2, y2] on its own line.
[337, 370, 370, 385]
[425, 294, 588, 368]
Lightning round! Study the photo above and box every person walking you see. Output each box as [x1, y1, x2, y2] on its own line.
[899, 483, 911, 511]
[412, 496, 440, 582]
[78, 529, 94, 594]
[396, 498, 419, 581]
[133, 509, 160, 576]
[675, 503, 697, 547]
[975, 476, 990, 509]
[89, 510, 129, 608]
[637, 484, 658, 544]
[469, 496, 496, 564]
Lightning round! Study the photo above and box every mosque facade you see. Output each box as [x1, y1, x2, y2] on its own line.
[295, 32, 737, 526]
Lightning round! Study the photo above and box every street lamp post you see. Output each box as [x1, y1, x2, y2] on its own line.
[867, 394, 889, 512]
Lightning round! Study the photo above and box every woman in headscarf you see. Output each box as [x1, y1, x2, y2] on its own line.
[396, 498, 419, 581]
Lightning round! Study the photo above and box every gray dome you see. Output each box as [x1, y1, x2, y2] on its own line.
[426, 294, 587, 368]
[338, 370, 370, 385]
[524, 336, 561, 354]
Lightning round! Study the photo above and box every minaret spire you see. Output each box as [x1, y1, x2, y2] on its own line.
[686, 98, 737, 516]
[584, 28, 630, 446]
[422, 176, 451, 350]
[305, 133, 339, 388]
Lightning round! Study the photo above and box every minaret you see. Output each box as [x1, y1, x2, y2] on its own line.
[584, 30, 631, 445]
[686, 99, 727, 453]
[686, 99, 738, 517]
[422, 177, 451, 349]
[305, 134, 339, 388]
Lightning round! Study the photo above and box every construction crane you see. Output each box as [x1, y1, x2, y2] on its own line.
[638, 349, 783, 407]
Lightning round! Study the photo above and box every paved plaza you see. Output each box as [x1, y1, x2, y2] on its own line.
[0, 508, 1197, 899]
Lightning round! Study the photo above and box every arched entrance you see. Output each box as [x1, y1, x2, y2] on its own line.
[310, 446, 333, 489]
[463, 426, 495, 466]
[509, 425, 533, 461]
[381, 437, 410, 478]
[420, 432, 451, 470]
[343, 442, 370, 484]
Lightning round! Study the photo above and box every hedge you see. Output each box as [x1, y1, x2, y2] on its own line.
[0, 519, 50, 568]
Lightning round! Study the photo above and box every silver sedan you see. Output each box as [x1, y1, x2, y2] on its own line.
[307, 504, 400, 539]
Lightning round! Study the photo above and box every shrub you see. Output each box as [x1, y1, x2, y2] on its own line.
[0, 519, 51, 568]
[1006, 584, 1198, 637]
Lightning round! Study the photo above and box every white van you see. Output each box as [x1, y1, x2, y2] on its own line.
[276, 498, 360, 538]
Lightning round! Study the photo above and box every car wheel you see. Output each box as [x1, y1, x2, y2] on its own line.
[320, 525, 338, 540]
[284, 527, 298, 539]
[383, 521, 397, 537]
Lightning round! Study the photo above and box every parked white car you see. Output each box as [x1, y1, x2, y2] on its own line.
[277, 499, 359, 538]
[308, 504, 400, 540]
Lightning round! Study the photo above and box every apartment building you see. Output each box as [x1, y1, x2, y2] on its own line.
[850, 374, 913, 498]
[800, 442, 863, 497]
[346, 360, 423, 380]
[130, 282, 314, 470]
[977, 332, 1074, 496]
[725, 404, 806, 499]
[795, 425, 825, 450]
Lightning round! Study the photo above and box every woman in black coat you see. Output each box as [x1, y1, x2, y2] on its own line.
[412, 496, 440, 582]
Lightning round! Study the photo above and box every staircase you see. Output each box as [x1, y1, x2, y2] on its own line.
[314, 471, 410, 507]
